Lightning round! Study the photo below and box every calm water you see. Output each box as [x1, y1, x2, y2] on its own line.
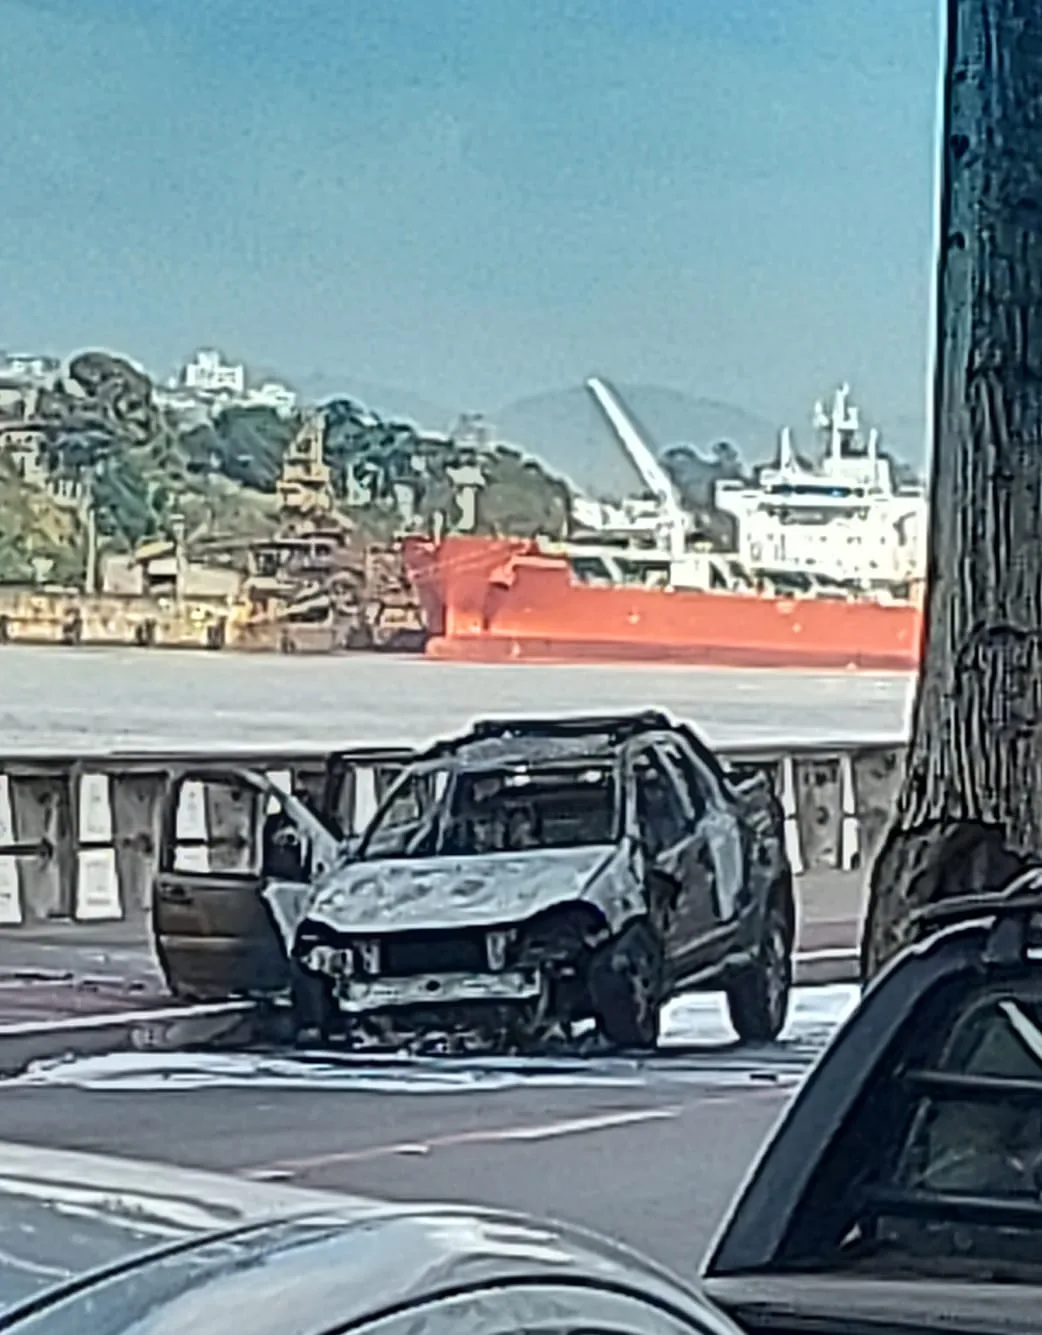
[0, 646, 914, 753]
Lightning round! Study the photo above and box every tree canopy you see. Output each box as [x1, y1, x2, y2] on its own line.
[0, 353, 575, 583]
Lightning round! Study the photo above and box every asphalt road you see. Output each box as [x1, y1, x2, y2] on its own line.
[0, 892, 853, 1280]
[0, 1062, 791, 1279]
[0, 974, 856, 1281]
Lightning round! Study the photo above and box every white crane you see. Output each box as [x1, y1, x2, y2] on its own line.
[584, 376, 689, 559]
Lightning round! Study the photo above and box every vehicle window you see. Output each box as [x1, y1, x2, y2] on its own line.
[656, 740, 713, 823]
[260, 791, 311, 883]
[167, 776, 262, 876]
[441, 763, 617, 855]
[893, 992, 1042, 1198]
[351, 1279, 717, 1335]
[791, 981, 1042, 1276]
[359, 766, 451, 858]
[634, 751, 687, 855]
[373, 761, 415, 812]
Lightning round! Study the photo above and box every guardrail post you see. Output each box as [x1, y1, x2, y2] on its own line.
[0, 775, 20, 923]
[76, 770, 121, 919]
[778, 755, 804, 874]
[838, 752, 860, 870]
[8, 768, 78, 921]
[851, 745, 905, 873]
[794, 756, 841, 870]
[109, 771, 168, 918]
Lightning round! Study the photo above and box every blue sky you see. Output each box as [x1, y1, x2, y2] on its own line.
[1, 0, 941, 454]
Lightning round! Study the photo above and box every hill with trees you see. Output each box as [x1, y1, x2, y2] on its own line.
[0, 352, 573, 585]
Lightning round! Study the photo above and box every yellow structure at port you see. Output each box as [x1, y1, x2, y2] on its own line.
[0, 586, 231, 649]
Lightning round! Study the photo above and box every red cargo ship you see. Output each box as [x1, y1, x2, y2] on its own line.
[401, 377, 926, 672]
[402, 535, 922, 672]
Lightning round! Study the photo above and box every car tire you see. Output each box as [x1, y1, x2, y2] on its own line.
[725, 894, 793, 1043]
[589, 920, 664, 1051]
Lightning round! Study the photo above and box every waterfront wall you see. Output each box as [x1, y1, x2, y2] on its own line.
[0, 737, 906, 927]
[0, 590, 227, 649]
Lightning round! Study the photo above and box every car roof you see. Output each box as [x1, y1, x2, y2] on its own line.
[410, 710, 700, 774]
[427, 733, 623, 769]
[6, 1200, 721, 1335]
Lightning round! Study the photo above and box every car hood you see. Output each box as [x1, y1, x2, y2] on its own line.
[0, 1139, 378, 1318]
[272, 844, 626, 940]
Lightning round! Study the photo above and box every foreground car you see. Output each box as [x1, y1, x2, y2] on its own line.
[278, 711, 794, 1050]
[701, 869, 1042, 1334]
[0, 1146, 741, 1335]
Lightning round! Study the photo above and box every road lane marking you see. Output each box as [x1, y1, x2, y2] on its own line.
[242, 1106, 683, 1180]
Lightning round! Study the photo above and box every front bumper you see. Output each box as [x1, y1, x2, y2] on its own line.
[331, 968, 543, 1014]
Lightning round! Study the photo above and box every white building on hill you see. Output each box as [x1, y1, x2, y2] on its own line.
[182, 348, 246, 396]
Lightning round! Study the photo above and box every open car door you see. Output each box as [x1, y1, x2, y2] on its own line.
[153, 769, 339, 1001]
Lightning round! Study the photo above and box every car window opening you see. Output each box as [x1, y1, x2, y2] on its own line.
[786, 983, 1042, 1280]
[635, 756, 686, 855]
[445, 765, 618, 855]
[361, 762, 619, 860]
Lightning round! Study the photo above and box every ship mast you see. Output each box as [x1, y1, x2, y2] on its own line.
[813, 383, 850, 457]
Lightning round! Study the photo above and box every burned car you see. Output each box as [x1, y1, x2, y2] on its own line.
[274, 711, 795, 1050]
[701, 871, 1042, 1335]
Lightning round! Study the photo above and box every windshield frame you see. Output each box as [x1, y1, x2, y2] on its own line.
[354, 751, 625, 862]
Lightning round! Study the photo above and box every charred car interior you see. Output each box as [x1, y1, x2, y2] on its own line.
[151, 711, 795, 1054]
[702, 872, 1042, 1334]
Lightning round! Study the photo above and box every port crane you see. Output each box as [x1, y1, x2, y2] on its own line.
[584, 376, 691, 560]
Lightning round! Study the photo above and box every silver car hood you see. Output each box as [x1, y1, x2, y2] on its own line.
[284, 845, 624, 937]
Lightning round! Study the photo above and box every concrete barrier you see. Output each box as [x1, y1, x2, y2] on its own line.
[0, 736, 906, 927]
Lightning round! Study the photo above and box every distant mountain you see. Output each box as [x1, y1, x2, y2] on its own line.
[282, 370, 456, 433]
[264, 368, 927, 495]
[492, 384, 779, 499]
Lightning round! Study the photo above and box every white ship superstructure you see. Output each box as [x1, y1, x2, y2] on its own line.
[715, 384, 927, 589]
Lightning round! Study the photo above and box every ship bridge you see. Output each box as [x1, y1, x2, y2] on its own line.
[714, 384, 928, 586]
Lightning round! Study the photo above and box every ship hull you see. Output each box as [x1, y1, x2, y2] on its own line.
[424, 633, 917, 672]
[404, 536, 922, 673]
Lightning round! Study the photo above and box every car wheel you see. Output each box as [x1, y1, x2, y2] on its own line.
[589, 920, 664, 1051]
[726, 896, 793, 1043]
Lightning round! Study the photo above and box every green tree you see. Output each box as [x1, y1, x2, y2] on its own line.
[180, 405, 298, 492]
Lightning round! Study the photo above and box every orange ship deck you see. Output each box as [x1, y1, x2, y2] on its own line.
[402, 536, 922, 672]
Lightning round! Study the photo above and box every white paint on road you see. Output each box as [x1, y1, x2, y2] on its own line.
[245, 1107, 683, 1181]
[6, 985, 860, 1094]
